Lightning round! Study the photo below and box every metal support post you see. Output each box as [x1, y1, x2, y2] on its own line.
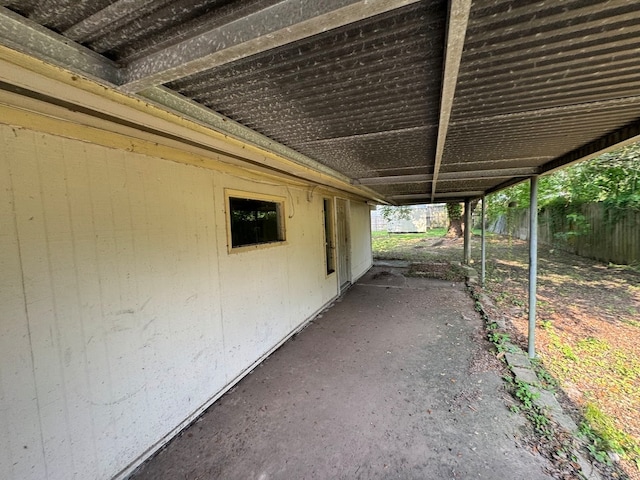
[528, 176, 539, 359]
[481, 195, 486, 286]
[463, 198, 471, 264]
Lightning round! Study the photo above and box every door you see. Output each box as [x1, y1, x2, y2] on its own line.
[335, 198, 350, 291]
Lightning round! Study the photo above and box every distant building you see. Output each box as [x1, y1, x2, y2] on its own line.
[371, 204, 448, 232]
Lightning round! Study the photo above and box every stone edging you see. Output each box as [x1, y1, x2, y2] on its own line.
[463, 266, 604, 480]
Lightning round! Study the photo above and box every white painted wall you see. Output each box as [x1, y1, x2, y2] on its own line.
[349, 200, 374, 282]
[0, 123, 372, 480]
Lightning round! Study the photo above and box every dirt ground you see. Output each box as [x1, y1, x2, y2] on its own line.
[375, 234, 640, 478]
[130, 268, 556, 480]
[480, 238, 640, 479]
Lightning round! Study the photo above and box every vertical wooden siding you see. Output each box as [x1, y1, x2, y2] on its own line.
[0, 124, 372, 480]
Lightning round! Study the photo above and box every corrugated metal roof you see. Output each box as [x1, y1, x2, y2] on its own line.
[1, 0, 639, 204]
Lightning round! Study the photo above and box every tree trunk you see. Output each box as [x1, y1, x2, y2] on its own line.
[445, 202, 464, 238]
[445, 200, 479, 238]
[446, 217, 464, 238]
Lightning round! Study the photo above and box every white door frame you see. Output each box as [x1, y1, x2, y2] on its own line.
[335, 197, 351, 292]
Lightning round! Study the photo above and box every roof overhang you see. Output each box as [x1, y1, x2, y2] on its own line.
[1, 0, 639, 204]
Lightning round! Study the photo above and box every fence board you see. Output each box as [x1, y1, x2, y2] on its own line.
[490, 203, 639, 265]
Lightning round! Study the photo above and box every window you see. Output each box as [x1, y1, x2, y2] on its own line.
[323, 198, 336, 274]
[227, 192, 286, 249]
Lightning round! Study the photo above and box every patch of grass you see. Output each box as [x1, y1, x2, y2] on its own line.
[539, 319, 553, 330]
[545, 327, 579, 362]
[371, 229, 488, 263]
[371, 229, 448, 239]
[511, 297, 525, 307]
[622, 318, 640, 328]
[582, 403, 640, 467]
[542, 327, 640, 470]
[579, 420, 613, 465]
[371, 231, 449, 261]
[575, 337, 610, 354]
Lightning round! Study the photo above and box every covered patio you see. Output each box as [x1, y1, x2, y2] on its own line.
[2, 0, 639, 201]
[2, 2, 639, 479]
[130, 266, 554, 479]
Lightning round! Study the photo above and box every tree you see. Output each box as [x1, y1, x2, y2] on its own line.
[445, 201, 479, 238]
[485, 141, 640, 224]
[445, 202, 463, 237]
[379, 205, 412, 223]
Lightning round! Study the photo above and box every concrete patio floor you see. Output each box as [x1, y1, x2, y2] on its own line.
[130, 266, 554, 480]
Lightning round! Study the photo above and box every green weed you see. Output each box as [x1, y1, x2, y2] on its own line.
[539, 320, 553, 330]
[508, 379, 555, 437]
[514, 380, 539, 410]
[488, 331, 511, 352]
[529, 358, 558, 390]
[547, 329, 578, 361]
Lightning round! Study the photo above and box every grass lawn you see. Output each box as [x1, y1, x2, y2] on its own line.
[371, 229, 481, 262]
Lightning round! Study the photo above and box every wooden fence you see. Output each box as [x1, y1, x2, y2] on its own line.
[489, 203, 639, 265]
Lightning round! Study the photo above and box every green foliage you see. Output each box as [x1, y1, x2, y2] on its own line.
[581, 403, 640, 466]
[484, 142, 640, 252]
[509, 379, 553, 438]
[579, 420, 613, 465]
[379, 205, 412, 222]
[569, 143, 640, 207]
[529, 358, 558, 390]
[488, 331, 511, 352]
[514, 380, 539, 410]
[445, 202, 463, 220]
[543, 322, 640, 467]
[485, 141, 640, 226]
[549, 209, 591, 246]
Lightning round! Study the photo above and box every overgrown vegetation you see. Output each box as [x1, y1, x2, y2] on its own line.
[486, 142, 640, 265]
[542, 324, 640, 468]
[581, 403, 640, 470]
[486, 142, 640, 225]
[485, 144, 640, 257]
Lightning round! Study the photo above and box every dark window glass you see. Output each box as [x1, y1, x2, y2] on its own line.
[229, 197, 284, 247]
[323, 199, 335, 274]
